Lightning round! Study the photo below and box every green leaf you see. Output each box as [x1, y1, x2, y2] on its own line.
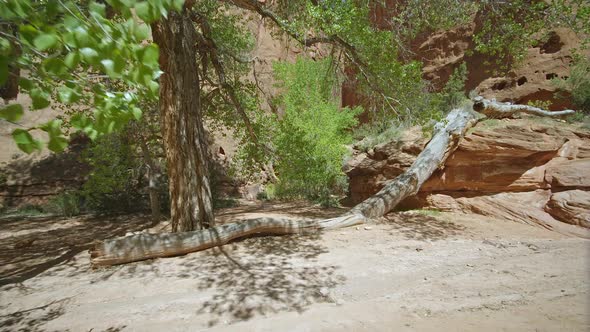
[45, 0, 59, 19]
[172, 0, 184, 11]
[33, 33, 58, 51]
[18, 78, 34, 91]
[147, 80, 159, 96]
[57, 86, 80, 104]
[12, 129, 42, 154]
[135, 2, 153, 22]
[70, 114, 87, 129]
[43, 58, 67, 76]
[131, 106, 142, 120]
[80, 47, 99, 63]
[86, 128, 98, 140]
[73, 27, 90, 47]
[31, 88, 51, 109]
[19, 25, 38, 45]
[48, 135, 68, 152]
[101, 59, 119, 78]
[40, 120, 67, 152]
[134, 24, 150, 41]
[64, 15, 80, 30]
[0, 38, 11, 55]
[0, 104, 24, 122]
[89, 1, 106, 18]
[64, 52, 80, 69]
[142, 44, 159, 64]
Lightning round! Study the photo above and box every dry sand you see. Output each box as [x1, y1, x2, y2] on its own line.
[1, 202, 588, 331]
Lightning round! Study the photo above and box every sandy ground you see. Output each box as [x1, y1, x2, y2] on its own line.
[0, 202, 589, 332]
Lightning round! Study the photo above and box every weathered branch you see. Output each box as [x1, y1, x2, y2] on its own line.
[224, 0, 333, 46]
[90, 214, 365, 266]
[222, 0, 401, 113]
[193, 13, 258, 143]
[473, 96, 575, 118]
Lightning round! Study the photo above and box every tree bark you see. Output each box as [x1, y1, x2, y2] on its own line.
[90, 100, 576, 266]
[0, 23, 20, 103]
[151, 10, 214, 232]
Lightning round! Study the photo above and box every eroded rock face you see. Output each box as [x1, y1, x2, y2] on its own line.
[344, 127, 428, 204]
[545, 190, 590, 228]
[345, 118, 590, 230]
[411, 23, 589, 111]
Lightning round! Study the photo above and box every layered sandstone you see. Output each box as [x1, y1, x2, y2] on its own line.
[345, 118, 590, 232]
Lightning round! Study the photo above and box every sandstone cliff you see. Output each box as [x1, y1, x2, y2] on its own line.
[344, 118, 590, 231]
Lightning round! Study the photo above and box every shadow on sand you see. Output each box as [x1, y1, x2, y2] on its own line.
[383, 212, 467, 241]
[0, 214, 153, 287]
[91, 223, 343, 327]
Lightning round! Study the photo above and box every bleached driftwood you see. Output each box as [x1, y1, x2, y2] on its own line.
[472, 96, 575, 118]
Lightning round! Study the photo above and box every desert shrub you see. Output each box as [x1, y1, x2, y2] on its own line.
[45, 192, 81, 217]
[12, 204, 45, 216]
[271, 58, 361, 205]
[553, 56, 590, 113]
[256, 183, 277, 201]
[439, 63, 469, 109]
[527, 100, 553, 110]
[80, 132, 143, 213]
[354, 63, 469, 147]
[353, 122, 406, 152]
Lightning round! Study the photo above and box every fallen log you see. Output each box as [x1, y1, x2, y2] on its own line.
[90, 98, 576, 266]
[90, 214, 366, 266]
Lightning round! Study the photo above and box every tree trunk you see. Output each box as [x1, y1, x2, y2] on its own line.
[151, 10, 214, 232]
[90, 99, 577, 266]
[0, 23, 20, 103]
[138, 130, 161, 222]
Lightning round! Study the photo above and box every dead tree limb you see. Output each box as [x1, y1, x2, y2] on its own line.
[473, 96, 575, 118]
[90, 99, 575, 266]
[90, 214, 365, 266]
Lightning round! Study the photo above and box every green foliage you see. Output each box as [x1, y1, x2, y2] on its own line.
[257, 183, 277, 201]
[0, 0, 184, 153]
[473, 0, 546, 70]
[527, 100, 552, 110]
[0, 104, 24, 122]
[9, 204, 45, 217]
[395, 0, 477, 40]
[546, 0, 590, 45]
[45, 191, 81, 217]
[270, 57, 360, 205]
[80, 132, 141, 212]
[553, 56, 590, 113]
[415, 209, 442, 217]
[439, 63, 469, 109]
[353, 122, 405, 152]
[473, 1, 590, 72]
